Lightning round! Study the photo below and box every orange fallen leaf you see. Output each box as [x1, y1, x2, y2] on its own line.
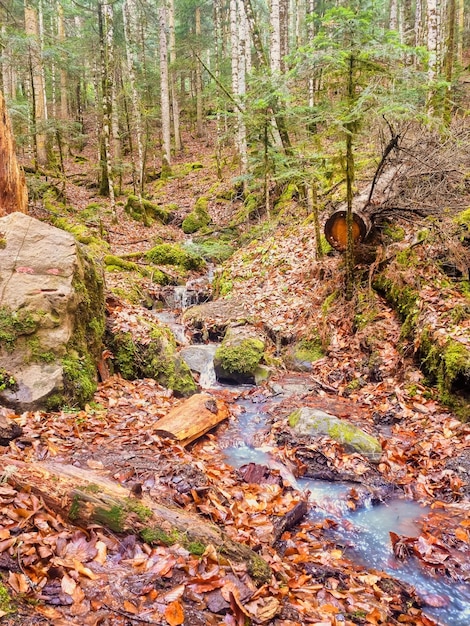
[164, 600, 184, 626]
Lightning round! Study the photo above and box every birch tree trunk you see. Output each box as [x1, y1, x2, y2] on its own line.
[25, 2, 48, 168]
[123, 0, 145, 193]
[427, 0, 440, 83]
[0, 91, 28, 216]
[98, 1, 116, 216]
[214, 0, 222, 178]
[195, 6, 204, 138]
[168, 0, 182, 152]
[159, 4, 172, 174]
[389, 0, 398, 30]
[270, 0, 281, 73]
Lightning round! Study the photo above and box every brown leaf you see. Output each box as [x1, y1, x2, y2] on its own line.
[164, 600, 184, 626]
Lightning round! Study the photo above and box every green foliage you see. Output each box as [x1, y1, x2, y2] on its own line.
[94, 505, 125, 533]
[0, 582, 15, 616]
[0, 369, 17, 392]
[0, 307, 39, 351]
[184, 237, 235, 263]
[146, 243, 205, 271]
[382, 222, 406, 242]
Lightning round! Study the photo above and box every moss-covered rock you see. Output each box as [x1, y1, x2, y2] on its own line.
[125, 195, 171, 226]
[214, 326, 266, 384]
[146, 243, 205, 271]
[0, 213, 105, 411]
[108, 312, 196, 396]
[288, 407, 382, 458]
[182, 196, 211, 234]
[285, 337, 325, 372]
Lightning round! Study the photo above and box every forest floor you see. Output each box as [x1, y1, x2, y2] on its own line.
[1, 124, 469, 625]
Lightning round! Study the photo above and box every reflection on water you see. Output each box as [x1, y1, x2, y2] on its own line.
[221, 399, 470, 626]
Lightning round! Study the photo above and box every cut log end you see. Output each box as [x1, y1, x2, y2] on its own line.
[324, 210, 372, 251]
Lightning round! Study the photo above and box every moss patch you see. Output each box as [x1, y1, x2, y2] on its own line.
[0, 581, 15, 616]
[109, 318, 196, 396]
[0, 307, 39, 351]
[182, 196, 211, 234]
[146, 243, 205, 271]
[214, 331, 265, 376]
[125, 195, 171, 226]
[0, 368, 17, 392]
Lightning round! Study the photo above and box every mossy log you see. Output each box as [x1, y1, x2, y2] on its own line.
[374, 272, 470, 417]
[153, 393, 229, 445]
[324, 210, 372, 251]
[3, 458, 272, 585]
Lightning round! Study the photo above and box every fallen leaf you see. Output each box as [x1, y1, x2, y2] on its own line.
[164, 600, 184, 626]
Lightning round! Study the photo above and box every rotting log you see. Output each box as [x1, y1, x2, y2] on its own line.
[3, 458, 272, 584]
[324, 210, 372, 251]
[153, 393, 229, 446]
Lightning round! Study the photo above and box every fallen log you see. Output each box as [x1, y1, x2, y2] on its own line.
[3, 458, 272, 584]
[153, 393, 229, 446]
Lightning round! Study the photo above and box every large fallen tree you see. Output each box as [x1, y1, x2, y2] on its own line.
[2, 458, 272, 584]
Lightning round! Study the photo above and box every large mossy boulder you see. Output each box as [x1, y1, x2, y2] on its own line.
[182, 197, 211, 234]
[0, 212, 105, 410]
[125, 195, 172, 226]
[214, 325, 267, 385]
[107, 310, 197, 396]
[288, 407, 382, 459]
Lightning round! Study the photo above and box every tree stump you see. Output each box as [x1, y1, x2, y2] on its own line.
[0, 92, 28, 216]
[324, 210, 372, 251]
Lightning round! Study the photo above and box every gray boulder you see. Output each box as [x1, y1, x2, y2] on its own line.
[288, 407, 382, 459]
[0, 212, 105, 410]
[214, 325, 267, 385]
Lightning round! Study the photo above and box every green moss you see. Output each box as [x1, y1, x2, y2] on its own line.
[27, 337, 56, 363]
[110, 326, 196, 396]
[215, 337, 265, 375]
[0, 582, 15, 615]
[0, 307, 39, 351]
[292, 338, 324, 363]
[454, 208, 470, 235]
[146, 243, 205, 271]
[212, 270, 234, 297]
[69, 494, 81, 521]
[184, 238, 235, 263]
[382, 222, 406, 242]
[94, 505, 125, 532]
[140, 527, 180, 546]
[82, 483, 101, 494]
[182, 196, 211, 234]
[0, 237, 6, 249]
[62, 351, 97, 408]
[125, 499, 153, 522]
[321, 291, 338, 316]
[0, 368, 16, 392]
[288, 409, 301, 427]
[373, 276, 419, 337]
[186, 541, 206, 556]
[125, 195, 170, 226]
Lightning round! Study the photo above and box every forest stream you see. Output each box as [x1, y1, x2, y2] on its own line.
[157, 283, 470, 626]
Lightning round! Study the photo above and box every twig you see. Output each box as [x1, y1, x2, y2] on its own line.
[102, 603, 162, 624]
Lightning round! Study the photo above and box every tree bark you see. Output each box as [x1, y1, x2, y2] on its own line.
[168, 0, 182, 152]
[159, 4, 172, 172]
[195, 6, 204, 138]
[153, 393, 229, 446]
[3, 458, 272, 585]
[0, 91, 28, 216]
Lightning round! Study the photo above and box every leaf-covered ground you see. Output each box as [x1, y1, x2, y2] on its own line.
[1, 125, 469, 625]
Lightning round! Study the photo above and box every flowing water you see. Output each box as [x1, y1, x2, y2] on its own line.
[155, 285, 470, 626]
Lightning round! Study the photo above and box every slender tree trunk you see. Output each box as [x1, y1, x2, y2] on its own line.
[279, 0, 289, 71]
[427, 0, 439, 83]
[230, 0, 240, 157]
[25, 2, 48, 168]
[98, 1, 116, 217]
[456, 0, 464, 64]
[159, 5, 172, 174]
[443, 0, 456, 123]
[270, 0, 281, 73]
[168, 0, 182, 152]
[214, 0, 222, 178]
[0, 91, 28, 216]
[195, 6, 204, 137]
[123, 0, 145, 193]
[237, 0, 248, 185]
[389, 0, 399, 30]
[415, 0, 424, 50]
[345, 53, 355, 301]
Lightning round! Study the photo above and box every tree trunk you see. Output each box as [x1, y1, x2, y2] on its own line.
[168, 0, 182, 152]
[279, 0, 288, 72]
[443, 0, 456, 124]
[427, 0, 440, 83]
[159, 4, 172, 173]
[345, 53, 355, 301]
[3, 458, 272, 585]
[195, 6, 204, 138]
[98, 1, 116, 217]
[0, 91, 28, 216]
[270, 0, 281, 73]
[25, 2, 48, 168]
[123, 0, 145, 193]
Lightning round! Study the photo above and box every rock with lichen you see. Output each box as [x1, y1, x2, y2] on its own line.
[0, 212, 105, 410]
